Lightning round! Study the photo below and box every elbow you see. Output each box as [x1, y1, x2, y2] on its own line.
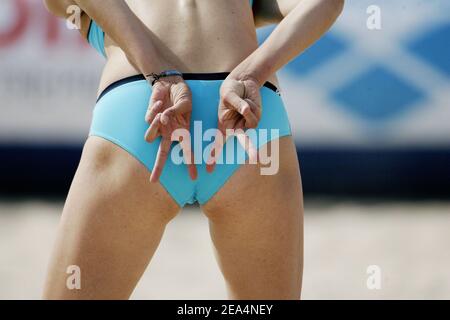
[43, 0, 71, 17]
[43, 0, 58, 14]
[330, 0, 345, 19]
[318, 0, 344, 27]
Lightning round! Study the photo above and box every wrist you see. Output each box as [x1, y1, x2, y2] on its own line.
[145, 69, 183, 86]
[131, 43, 174, 75]
[229, 52, 274, 87]
[138, 57, 174, 76]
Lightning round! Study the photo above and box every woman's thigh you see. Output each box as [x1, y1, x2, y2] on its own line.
[43, 136, 180, 299]
[201, 136, 304, 299]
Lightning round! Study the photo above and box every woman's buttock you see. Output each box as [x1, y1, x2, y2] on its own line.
[89, 72, 291, 207]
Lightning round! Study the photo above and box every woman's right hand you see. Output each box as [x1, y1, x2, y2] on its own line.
[206, 74, 262, 173]
[144, 75, 197, 183]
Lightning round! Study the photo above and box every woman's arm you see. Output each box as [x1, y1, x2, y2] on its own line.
[236, 0, 345, 84]
[44, 0, 196, 182]
[207, 0, 344, 171]
[253, 0, 299, 28]
[44, 0, 173, 74]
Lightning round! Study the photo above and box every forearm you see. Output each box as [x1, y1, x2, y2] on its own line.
[72, 0, 171, 73]
[232, 0, 344, 85]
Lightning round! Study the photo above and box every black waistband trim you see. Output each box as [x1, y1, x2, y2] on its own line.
[97, 73, 279, 102]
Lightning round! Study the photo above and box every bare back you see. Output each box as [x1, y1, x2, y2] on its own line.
[87, 0, 279, 94]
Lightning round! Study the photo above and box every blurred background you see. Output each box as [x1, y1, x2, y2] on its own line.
[0, 0, 449, 299]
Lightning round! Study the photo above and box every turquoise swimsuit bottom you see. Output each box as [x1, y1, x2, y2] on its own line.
[87, 0, 292, 207]
[90, 74, 292, 206]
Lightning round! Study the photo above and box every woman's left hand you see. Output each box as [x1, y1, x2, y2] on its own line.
[144, 75, 197, 183]
[206, 74, 262, 173]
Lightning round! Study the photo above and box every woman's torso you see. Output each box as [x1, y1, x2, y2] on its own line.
[93, 0, 279, 94]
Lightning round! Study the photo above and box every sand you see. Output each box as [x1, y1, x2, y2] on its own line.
[0, 199, 449, 299]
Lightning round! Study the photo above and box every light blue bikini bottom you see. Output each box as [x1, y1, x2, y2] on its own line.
[89, 73, 291, 207]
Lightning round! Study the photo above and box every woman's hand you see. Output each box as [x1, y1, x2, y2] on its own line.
[206, 75, 262, 173]
[144, 75, 197, 183]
